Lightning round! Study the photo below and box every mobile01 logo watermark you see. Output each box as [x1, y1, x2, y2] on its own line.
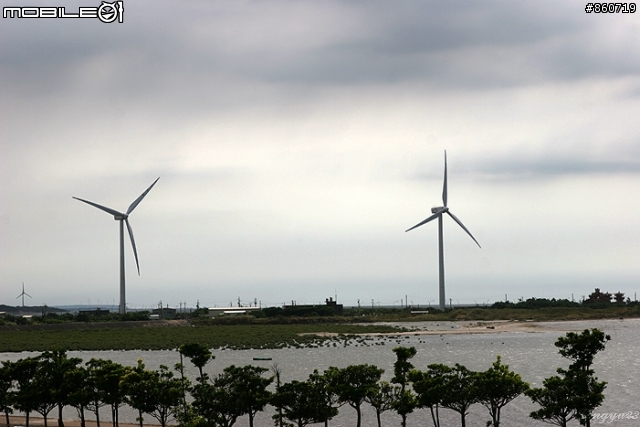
[593, 411, 639, 424]
[3, 1, 123, 23]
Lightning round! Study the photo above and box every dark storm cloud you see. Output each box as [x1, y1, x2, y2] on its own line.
[2, 0, 639, 110]
[204, 1, 640, 87]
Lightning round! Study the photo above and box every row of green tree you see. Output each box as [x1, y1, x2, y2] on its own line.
[491, 289, 637, 310]
[0, 311, 152, 326]
[0, 329, 609, 427]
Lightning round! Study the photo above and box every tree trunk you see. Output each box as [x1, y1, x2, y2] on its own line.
[58, 403, 64, 427]
[429, 406, 440, 427]
[356, 406, 361, 427]
[137, 409, 143, 427]
[376, 410, 381, 427]
[111, 405, 120, 427]
[491, 404, 500, 427]
[95, 404, 100, 427]
[79, 406, 85, 427]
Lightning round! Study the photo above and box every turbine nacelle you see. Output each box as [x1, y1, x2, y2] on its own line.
[114, 214, 128, 220]
[431, 206, 446, 214]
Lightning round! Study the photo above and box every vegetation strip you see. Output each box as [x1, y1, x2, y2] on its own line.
[0, 324, 403, 353]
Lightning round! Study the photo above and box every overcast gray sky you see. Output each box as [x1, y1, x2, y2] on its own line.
[1, 1, 639, 310]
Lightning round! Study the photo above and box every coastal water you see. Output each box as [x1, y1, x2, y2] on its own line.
[2, 318, 638, 426]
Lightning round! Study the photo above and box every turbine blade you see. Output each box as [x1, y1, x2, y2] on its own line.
[446, 210, 481, 248]
[126, 177, 160, 215]
[73, 197, 124, 217]
[442, 150, 448, 207]
[125, 218, 140, 275]
[405, 208, 446, 232]
[25, 293, 32, 298]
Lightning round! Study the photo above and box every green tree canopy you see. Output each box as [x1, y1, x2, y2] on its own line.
[326, 364, 384, 427]
[179, 343, 214, 383]
[64, 365, 92, 427]
[9, 357, 39, 427]
[554, 329, 610, 427]
[391, 347, 417, 427]
[430, 363, 478, 427]
[527, 374, 577, 427]
[555, 329, 611, 372]
[0, 362, 14, 427]
[222, 365, 272, 427]
[85, 359, 128, 427]
[409, 367, 445, 427]
[365, 381, 400, 427]
[37, 350, 83, 427]
[475, 355, 529, 427]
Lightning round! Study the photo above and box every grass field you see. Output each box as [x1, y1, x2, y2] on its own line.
[0, 322, 405, 352]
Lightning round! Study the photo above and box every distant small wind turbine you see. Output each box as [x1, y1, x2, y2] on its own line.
[73, 178, 159, 314]
[406, 151, 480, 311]
[16, 282, 32, 307]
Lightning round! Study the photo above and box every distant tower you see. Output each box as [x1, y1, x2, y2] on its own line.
[16, 283, 32, 307]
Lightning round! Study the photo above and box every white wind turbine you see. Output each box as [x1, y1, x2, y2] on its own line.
[16, 282, 32, 307]
[406, 151, 480, 311]
[73, 178, 159, 314]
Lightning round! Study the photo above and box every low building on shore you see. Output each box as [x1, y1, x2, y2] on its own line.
[206, 306, 261, 317]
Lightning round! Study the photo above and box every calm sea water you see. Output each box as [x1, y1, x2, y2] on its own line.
[2, 318, 638, 426]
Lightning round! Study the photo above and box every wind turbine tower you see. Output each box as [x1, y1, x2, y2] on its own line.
[73, 178, 159, 314]
[406, 151, 480, 311]
[16, 282, 32, 307]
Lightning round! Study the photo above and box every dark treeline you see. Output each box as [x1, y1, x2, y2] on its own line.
[0, 329, 609, 427]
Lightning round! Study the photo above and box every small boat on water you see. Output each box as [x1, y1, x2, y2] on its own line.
[253, 357, 272, 361]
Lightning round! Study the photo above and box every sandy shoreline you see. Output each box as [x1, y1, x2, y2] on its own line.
[300, 319, 583, 338]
